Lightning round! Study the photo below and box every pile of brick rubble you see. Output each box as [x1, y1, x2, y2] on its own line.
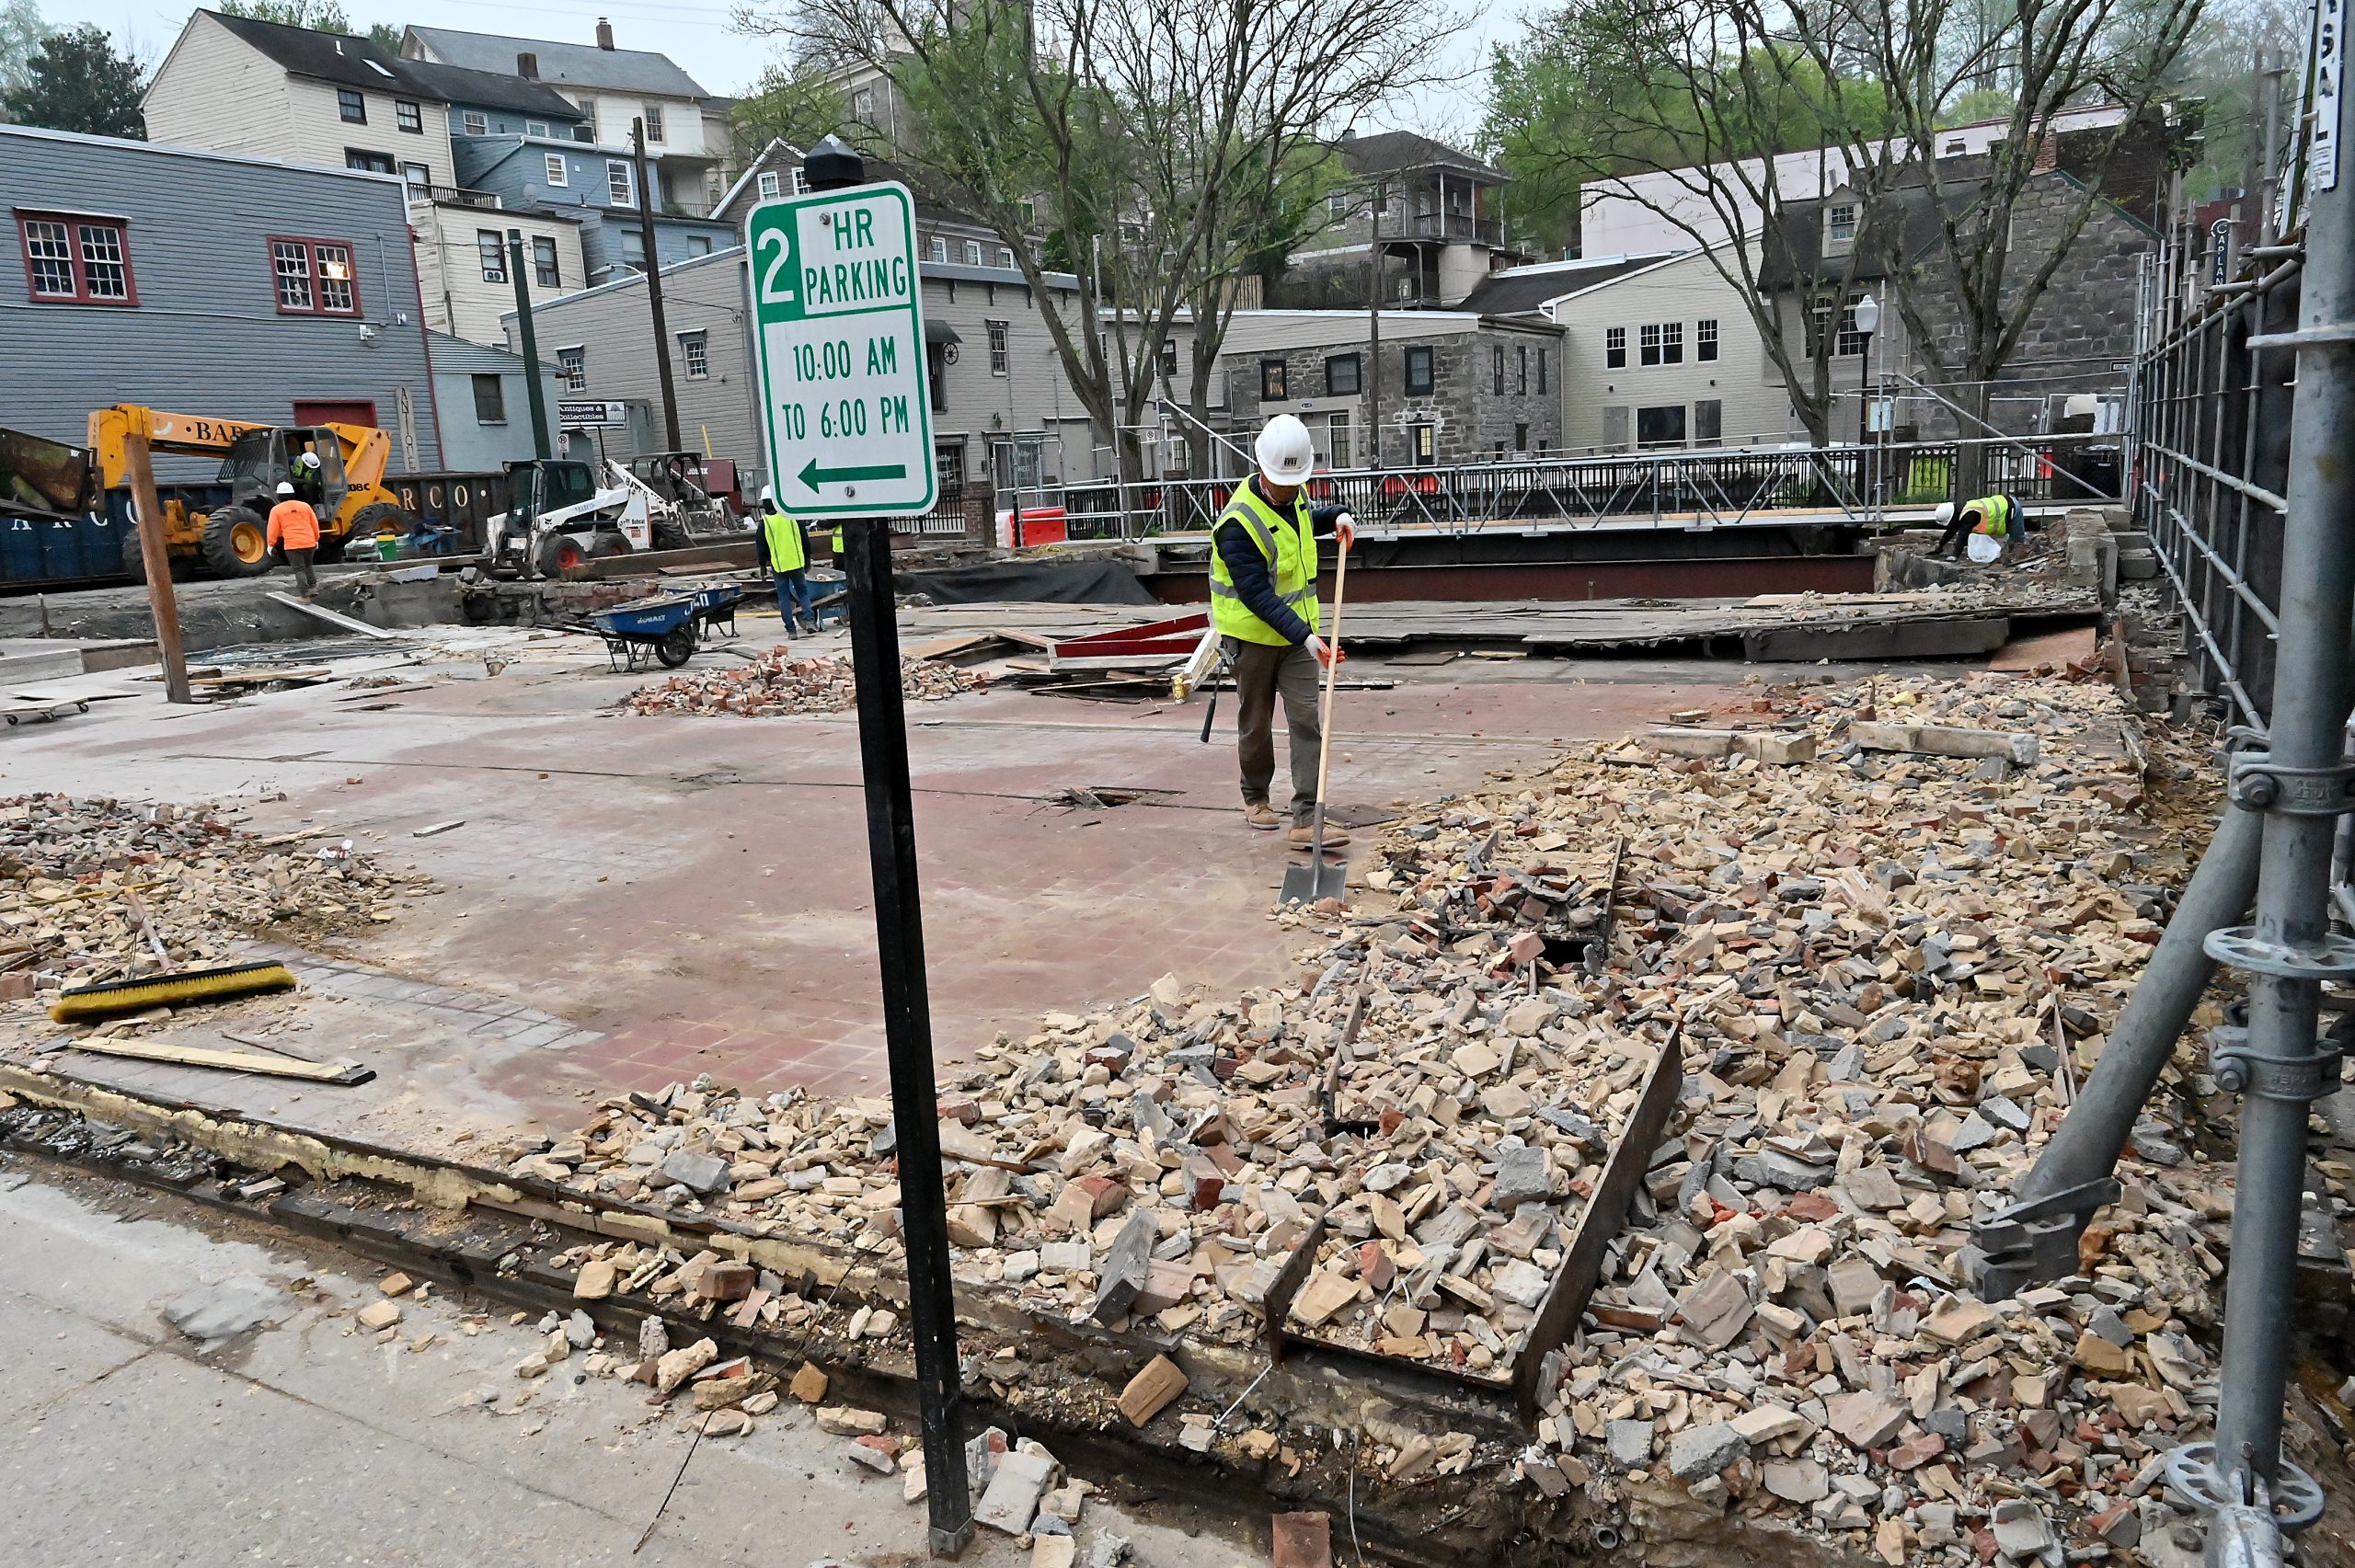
[623, 650, 988, 717]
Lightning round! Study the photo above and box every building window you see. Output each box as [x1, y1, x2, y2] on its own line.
[986, 319, 1009, 374]
[269, 237, 358, 315]
[679, 331, 708, 379]
[1327, 411, 1351, 467]
[1538, 349, 1549, 394]
[1410, 422, 1436, 465]
[18, 213, 133, 304]
[533, 235, 560, 288]
[620, 229, 646, 269]
[852, 86, 874, 118]
[521, 120, 545, 139]
[1637, 404, 1687, 448]
[963, 239, 983, 266]
[687, 235, 712, 256]
[1835, 296, 1871, 357]
[338, 88, 366, 124]
[1603, 326, 1626, 370]
[925, 235, 947, 263]
[1327, 189, 1349, 219]
[1827, 201, 1857, 243]
[1639, 323, 1660, 366]
[545, 154, 569, 187]
[477, 230, 507, 283]
[395, 99, 422, 134]
[790, 167, 808, 195]
[643, 104, 664, 143]
[472, 373, 507, 424]
[577, 98, 598, 139]
[1492, 345, 1505, 394]
[1325, 352, 1361, 397]
[1513, 421, 1529, 452]
[1516, 346, 1528, 395]
[607, 159, 636, 208]
[403, 162, 431, 187]
[757, 170, 780, 200]
[346, 149, 396, 174]
[1159, 338, 1178, 379]
[1660, 321, 1683, 364]
[558, 346, 587, 392]
[1260, 359, 1288, 402]
[996, 246, 1015, 269]
[1403, 344, 1434, 395]
[462, 109, 488, 135]
[1695, 399, 1722, 443]
[1697, 318, 1718, 361]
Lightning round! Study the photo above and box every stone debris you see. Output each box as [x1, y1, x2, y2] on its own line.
[0, 793, 429, 1001]
[1116, 1354, 1189, 1426]
[624, 650, 988, 718]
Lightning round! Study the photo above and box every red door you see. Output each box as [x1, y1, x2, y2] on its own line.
[293, 399, 378, 429]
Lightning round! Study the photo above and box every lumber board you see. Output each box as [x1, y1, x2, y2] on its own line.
[64, 1035, 373, 1084]
[265, 592, 401, 640]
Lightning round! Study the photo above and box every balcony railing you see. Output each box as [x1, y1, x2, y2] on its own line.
[408, 184, 503, 211]
[1393, 211, 1505, 246]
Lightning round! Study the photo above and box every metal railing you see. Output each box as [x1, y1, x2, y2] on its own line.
[2129, 237, 2302, 728]
[1396, 211, 1506, 246]
[1040, 432, 2125, 542]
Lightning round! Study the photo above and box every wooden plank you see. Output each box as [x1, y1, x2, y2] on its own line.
[264, 592, 401, 641]
[1987, 624, 2099, 671]
[1740, 615, 2009, 662]
[64, 1035, 373, 1084]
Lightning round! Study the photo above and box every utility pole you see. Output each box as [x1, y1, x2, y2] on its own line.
[1366, 176, 1384, 469]
[506, 229, 552, 461]
[634, 117, 684, 453]
[802, 133, 974, 1560]
[2168, 49, 2354, 1561]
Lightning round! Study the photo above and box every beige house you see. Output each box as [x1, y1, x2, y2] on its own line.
[411, 198, 588, 345]
[144, 10, 582, 191]
[1543, 246, 1821, 452]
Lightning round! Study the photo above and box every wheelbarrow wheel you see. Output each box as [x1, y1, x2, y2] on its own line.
[655, 626, 696, 668]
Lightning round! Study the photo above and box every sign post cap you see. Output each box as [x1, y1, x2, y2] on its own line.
[804, 134, 866, 192]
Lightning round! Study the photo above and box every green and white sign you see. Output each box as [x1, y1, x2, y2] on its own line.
[746, 180, 936, 518]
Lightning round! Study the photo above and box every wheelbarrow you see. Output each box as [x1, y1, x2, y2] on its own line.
[588, 585, 741, 672]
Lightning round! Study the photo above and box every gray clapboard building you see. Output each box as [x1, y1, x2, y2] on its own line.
[0, 124, 444, 474]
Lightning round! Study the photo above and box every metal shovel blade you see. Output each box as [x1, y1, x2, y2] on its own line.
[1279, 853, 1348, 907]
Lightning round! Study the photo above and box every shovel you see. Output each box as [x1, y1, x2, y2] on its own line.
[1280, 537, 1350, 908]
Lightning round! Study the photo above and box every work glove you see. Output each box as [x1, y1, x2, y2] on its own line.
[1305, 634, 1344, 670]
[1335, 510, 1357, 551]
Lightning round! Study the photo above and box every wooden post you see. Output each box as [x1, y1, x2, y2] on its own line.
[123, 431, 192, 704]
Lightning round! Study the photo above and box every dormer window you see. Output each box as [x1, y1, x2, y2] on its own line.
[1827, 202, 1858, 244]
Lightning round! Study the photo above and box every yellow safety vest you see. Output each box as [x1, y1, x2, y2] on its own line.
[829, 524, 844, 555]
[1964, 494, 2016, 539]
[1208, 478, 1321, 647]
[762, 509, 806, 572]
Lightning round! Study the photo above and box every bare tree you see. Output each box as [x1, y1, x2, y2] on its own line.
[740, 0, 1458, 495]
[1812, 0, 2202, 494]
[1488, 0, 1893, 443]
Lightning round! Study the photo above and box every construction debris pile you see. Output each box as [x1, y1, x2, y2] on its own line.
[0, 795, 431, 992]
[505, 670, 2256, 1562]
[622, 650, 989, 717]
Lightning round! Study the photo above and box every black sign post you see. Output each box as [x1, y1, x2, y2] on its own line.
[804, 137, 973, 1557]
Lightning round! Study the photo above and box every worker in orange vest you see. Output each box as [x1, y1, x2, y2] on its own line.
[265, 481, 322, 598]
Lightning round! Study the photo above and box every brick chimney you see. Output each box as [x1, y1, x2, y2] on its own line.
[516, 51, 538, 77]
[595, 17, 615, 50]
[2032, 130, 2059, 172]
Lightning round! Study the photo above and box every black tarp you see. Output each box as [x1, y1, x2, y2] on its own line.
[899, 557, 1158, 606]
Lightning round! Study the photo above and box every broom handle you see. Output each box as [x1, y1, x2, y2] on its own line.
[1307, 529, 1349, 859]
[123, 889, 172, 968]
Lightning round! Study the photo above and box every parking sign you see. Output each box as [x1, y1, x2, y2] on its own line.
[746, 180, 937, 518]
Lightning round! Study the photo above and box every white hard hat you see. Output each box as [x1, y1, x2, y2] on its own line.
[277, 482, 295, 496]
[1255, 415, 1315, 486]
[1933, 501, 1955, 525]
[760, 487, 775, 504]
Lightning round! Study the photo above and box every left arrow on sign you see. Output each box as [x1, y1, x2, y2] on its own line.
[798, 457, 910, 490]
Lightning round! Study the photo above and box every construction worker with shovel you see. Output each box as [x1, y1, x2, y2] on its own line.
[1212, 414, 1355, 852]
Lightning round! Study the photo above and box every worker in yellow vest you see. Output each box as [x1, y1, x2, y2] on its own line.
[1212, 415, 1355, 852]
[759, 489, 816, 635]
[1934, 493, 2019, 560]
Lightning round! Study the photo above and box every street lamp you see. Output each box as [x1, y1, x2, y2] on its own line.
[1851, 292, 1883, 520]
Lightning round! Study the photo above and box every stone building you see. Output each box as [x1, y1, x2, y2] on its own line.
[1217, 310, 1565, 469]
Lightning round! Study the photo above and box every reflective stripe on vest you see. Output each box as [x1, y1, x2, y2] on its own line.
[762, 509, 807, 573]
[1967, 494, 2015, 538]
[1208, 480, 1320, 646]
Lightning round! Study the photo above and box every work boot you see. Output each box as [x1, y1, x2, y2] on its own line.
[1243, 802, 1281, 831]
[1288, 822, 1350, 851]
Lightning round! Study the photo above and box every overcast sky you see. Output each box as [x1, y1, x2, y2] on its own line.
[40, 0, 1531, 134]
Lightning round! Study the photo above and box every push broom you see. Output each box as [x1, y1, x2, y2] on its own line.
[49, 889, 295, 1024]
